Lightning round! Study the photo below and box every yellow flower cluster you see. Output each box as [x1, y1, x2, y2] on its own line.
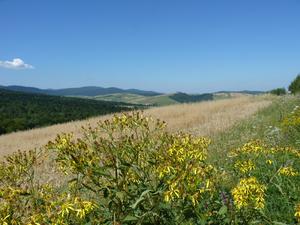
[282, 106, 300, 128]
[58, 197, 96, 219]
[230, 140, 300, 159]
[278, 166, 299, 177]
[295, 203, 300, 222]
[234, 160, 256, 173]
[157, 134, 214, 205]
[51, 133, 73, 150]
[266, 159, 273, 165]
[232, 177, 266, 210]
[235, 140, 267, 154]
[278, 146, 300, 158]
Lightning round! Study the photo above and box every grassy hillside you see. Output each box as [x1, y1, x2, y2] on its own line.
[207, 95, 300, 223]
[92, 93, 176, 106]
[92, 92, 214, 106]
[1, 85, 262, 106]
[0, 96, 270, 156]
[0, 88, 135, 135]
[210, 95, 300, 166]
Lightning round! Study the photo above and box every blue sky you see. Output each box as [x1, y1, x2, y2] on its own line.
[0, 0, 299, 93]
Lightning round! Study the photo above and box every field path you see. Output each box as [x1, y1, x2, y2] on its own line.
[0, 96, 272, 157]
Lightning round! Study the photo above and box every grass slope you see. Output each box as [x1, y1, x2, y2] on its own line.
[208, 95, 300, 223]
[210, 95, 300, 164]
[92, 93, 178, 106]
[92, 92, 215, 106]
[0, 96, 270, 157]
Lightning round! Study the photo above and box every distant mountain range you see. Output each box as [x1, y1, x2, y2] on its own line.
[0, 85, 265, 107]
[215, 90, 265, 95]
[0, 85, 162, 97]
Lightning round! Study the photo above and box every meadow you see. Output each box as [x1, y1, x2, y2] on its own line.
[0, 94, 299, 224]
[0, 96, 270, 157]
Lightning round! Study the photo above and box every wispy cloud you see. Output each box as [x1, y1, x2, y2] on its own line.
[0, 58, 34, 69]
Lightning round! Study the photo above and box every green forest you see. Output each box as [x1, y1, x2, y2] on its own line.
[0, 89, 135, 135]
[169, 92, 213, 103]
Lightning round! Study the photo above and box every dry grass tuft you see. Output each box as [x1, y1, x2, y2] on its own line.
[0, 96, 272, 158]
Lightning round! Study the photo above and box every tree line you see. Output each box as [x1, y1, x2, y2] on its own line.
[270, 74, 300, 95]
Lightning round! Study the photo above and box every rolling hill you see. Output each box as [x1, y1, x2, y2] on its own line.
[92, 93, 177, 106]
[0, 95, 271, 156]
[91, 92, 214, 106]
[0, 85, 162, 97]
[0, 88, 136, 135]
[0, 85, 264, 106]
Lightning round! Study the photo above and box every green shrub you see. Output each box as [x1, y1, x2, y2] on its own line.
[0, 112, 217, 224]
[289, 74, 300, 94]
[269, 88, 286, 96]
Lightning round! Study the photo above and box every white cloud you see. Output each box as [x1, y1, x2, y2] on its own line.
[0, 58, 34, 69]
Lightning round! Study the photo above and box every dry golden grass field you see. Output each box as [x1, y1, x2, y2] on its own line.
[0, 95, 272, 158]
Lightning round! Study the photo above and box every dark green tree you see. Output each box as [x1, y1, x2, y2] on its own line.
[288, 74, 300, 94]
[269, 88, 286, 96]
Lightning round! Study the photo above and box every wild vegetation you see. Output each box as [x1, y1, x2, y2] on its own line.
[0, 94, 299, 224]
[269, 88, 287, 96]
[0, 96, 270, 157]
[0, 89, 135, 135]
[289, 74, 300, 94]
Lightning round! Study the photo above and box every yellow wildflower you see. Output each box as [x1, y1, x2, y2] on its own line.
[266, 159, 273, 165]
[295, 203, 300, 222]
[234, 160, 256, 173]
[278, 166, 299, 176]
[232, 177, 266, 210]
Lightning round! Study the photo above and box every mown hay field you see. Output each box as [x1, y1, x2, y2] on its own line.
[0, 96, 271, 158]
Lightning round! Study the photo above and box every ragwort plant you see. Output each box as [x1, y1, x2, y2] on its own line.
[229, 139, 300, 223]
[47, 112, 218, 224]
[281, 105, 300, 147]
[0, 149, 97, 224]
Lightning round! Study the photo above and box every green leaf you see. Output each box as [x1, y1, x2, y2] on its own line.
[218, 205, 228, 215]
[123, 215, 139, 222]
[131, 189, 152, 209]
[116, 191, 125, 202]
[272, 222, 288, 225]
[273, 183, 284, 195]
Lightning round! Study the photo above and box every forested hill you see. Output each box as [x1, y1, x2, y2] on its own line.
[0, 89, 135, 135]
[0, 85, 162, 97]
